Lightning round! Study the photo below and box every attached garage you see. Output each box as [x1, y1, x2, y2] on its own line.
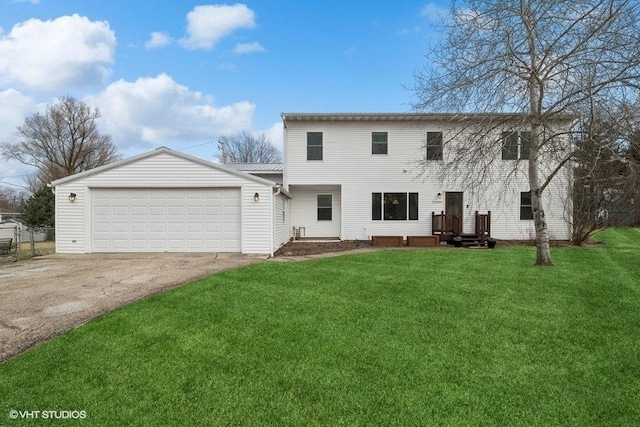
[51, 148, 290, 255]
[91, 188, 241, 252]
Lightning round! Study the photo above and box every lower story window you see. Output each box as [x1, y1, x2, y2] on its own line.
[520, 191, 533, 220]
[317, 194, 332, 221]
[372, 192, 419, 221]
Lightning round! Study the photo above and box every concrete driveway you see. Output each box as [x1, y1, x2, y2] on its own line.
[0, 253, 266, 363]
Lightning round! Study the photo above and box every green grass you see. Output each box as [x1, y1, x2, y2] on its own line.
[2, 228, 640, 426]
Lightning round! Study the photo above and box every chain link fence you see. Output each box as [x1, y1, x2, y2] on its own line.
[0, 223, 55, 263]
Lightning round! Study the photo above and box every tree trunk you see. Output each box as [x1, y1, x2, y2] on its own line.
[530, 160, 553, 265]
[523, 0, 553, 266]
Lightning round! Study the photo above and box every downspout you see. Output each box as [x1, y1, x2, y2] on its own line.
[48, 184, 57, 254]
[271, 185, 284, 257]
[269, 186, 278, 257]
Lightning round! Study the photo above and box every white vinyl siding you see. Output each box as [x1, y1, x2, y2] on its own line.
[284, 120, 571, 241]
[273, 193, 290, 250]
[54, 151, 274, 254]
[289, 186, 341, 238]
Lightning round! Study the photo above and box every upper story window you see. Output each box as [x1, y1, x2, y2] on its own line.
[372, 132, 388, 155]
[520, 191, 533, 220]
[372, 192, 419, 221]
[426, 132, 443, 160]
[502, 131, 531, 160]
[307, 132, 323, 161]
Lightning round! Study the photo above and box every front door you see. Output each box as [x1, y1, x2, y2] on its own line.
[445, 192, 463, 235]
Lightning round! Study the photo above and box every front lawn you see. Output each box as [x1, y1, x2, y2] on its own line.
[1, 228, 639, 425]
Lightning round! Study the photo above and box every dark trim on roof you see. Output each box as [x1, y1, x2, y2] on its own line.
[281, 112, 578, 127]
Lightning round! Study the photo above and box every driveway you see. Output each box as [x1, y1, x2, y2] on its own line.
[0, 253, 266, 363]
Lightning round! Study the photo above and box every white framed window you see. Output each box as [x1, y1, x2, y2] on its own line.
[307, 132, 323, 160]
[502, 132, 531, 160]
[426, 132, 443, 160]
[372, 132, 388, 154]
[520, 191, 533, 220]
[317, 194, 332, 221]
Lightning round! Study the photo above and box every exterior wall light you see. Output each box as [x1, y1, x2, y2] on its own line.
[437, 192, 442, 200]
[254, 192, 260, 202]
[68, 193, 77, 203]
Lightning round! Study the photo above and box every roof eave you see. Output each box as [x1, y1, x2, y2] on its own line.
[51, 147, 279, 189]
[281, 112, 578, 125]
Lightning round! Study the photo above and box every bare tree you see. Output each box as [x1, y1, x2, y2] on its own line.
[571, 103, 640, 243]
[413, 0, 640, 265]
[0, 187, 27, 212]
[1, 96, 121, 191]
[218, 132, 281, 164]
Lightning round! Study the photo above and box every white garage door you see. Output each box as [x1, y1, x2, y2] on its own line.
[91, 188, 241, 252]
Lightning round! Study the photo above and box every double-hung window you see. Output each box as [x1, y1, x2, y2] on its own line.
[520, 191, 533, 220]
[426, 132, 443, 160]
[317, 194, 332, 221]
[502, 131, 531, 160]
[372, 192, 419, 221]
[307, 132, 323, 160]
[372, 132, 388, 154]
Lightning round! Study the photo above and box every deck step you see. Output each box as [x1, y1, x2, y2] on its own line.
[458, 234, 486, 247]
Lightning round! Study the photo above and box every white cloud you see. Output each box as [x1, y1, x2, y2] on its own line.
[217, 62, 237, 71]
[344, 46, 357, 57]
[0, 89, 36, 144]
[145, 31, 172, 49]
[420, 2, 448, 22]
[395, 26, 422, 36]
[87, 74, 255, 149]
[234, 41, 265, 54]
[262, 121, 283, 154]
[0, 14, 115, 92]
[0, 89, 38, 189]
[180, 4, 256, 50]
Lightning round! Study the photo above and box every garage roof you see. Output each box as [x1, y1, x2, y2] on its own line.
[50, 147, 282, 190]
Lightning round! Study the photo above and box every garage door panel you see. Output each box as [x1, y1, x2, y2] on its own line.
[93, 206, 110, 216]
[112, 239, 129, 250]
[131, 206, 147, 215]
[149, 222, 166, 232]
[169, 223, 184, 232]
[131, 222, 147, 232]
[113, 206, 129, 216]
[112, 222, 129, 233]
[92, 239, 109, 251]
[131, 240, 148, 250]
[91, 188, 241, 252]
[149, 239, 167, 250]
[187, 223, 203, 233]
[150, 206, 165, 216]
[225, 206, 240, 215]
[206, 206, 222, 215]
[187, 206, 203, 215]
[168, 206, 184, 216]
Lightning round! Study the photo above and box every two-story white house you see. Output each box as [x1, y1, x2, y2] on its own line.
[282, 112, 572, 243]
[51, 112, 572, 255]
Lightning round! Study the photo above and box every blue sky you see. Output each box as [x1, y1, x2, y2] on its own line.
[0, 0, 447, 190]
